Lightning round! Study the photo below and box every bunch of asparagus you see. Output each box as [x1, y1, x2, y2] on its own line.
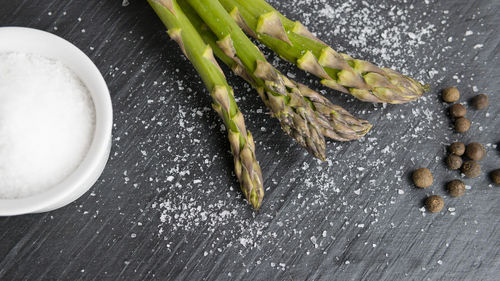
[148, 0, 428, 209]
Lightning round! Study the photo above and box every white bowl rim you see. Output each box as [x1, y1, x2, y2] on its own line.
[0, 27, 113, 216]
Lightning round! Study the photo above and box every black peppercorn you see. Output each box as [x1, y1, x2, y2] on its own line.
[449, 103, 466, 118]
[490, 169, 500, 186]
[442, 87, 460, 103]
[462, 160, 481, 178]
[412, 168, 433, 188]
[447, 180, 465, 197]
[446, 155, 463, 170]
[471, 94, 488, 110]
[449, 142, 465, 156]
[455, 117, 471, 133]
[465, 142, 485, 161]
[425, 195, 444, 213]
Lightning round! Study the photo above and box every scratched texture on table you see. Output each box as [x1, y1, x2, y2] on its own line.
[0, 0, 499, 280]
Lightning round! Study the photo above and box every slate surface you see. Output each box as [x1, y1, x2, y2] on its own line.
[0, 0, 499, 280]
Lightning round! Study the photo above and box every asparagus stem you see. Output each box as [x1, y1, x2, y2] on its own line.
[179, 1, 372, 141]
[218, 0, 429, 104]
[148, 0, 264, 209]
[186, 0, 328, 160]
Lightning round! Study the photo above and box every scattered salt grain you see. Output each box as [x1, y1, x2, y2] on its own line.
[0, 52, 95, 199]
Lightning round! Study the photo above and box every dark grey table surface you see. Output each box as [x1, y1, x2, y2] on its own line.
[1, 0, 499, 280]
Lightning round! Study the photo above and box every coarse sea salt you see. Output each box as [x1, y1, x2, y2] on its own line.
[0, 52, 95, 199]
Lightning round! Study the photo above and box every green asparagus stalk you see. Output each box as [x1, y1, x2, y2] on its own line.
[179, 1, 372, 141]
[148, 0, 264, 209]
[186, 0, 327, 160]
[218, 0, 429, 104]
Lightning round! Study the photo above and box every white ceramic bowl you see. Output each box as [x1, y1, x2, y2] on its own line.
[0, 27, 113, 216]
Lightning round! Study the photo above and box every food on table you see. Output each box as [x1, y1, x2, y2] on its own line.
[148, 0, 429, 208]
[441, 86, 460, 103]
[425, 195, 444, 213]
[148, 0, 264, 209]
[449, 142, 465, 156]
[217, 0, 429, 104]
[461, 160, 481, 178]
[188, 0, 325, 160]
[471, 94, 489, 110]
[449, 103, 466, 118]
[447, 180, 466, 197]
[454, 117, 471, 133]
[0, 52, 95, 199]
[179, 0, 372, 144]
[412, 168, 433, 188]
[446, 155, 463, 170]
[465, 142, 486, 161]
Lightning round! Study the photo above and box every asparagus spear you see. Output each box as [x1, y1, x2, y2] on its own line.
[148, 0, 264, 209]
[179, 1, 372, 141]
[218, 0, 429, 104]
[186, 0, 327, 160]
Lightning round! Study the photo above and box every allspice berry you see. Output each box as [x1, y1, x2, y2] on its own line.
[449, 142, 465, 156]
[412, 168, 433, 188]
[462, 160, 481, 178]
[449, 104, 467, 118]
[455, 117, 471, 133]
[425, 195, 444, 213]
[446, 155, 463, 170]
[447, 180, 465, 197]
[442, 87, 460, 103]
[465, 142, 486, 161]
[471, 94, 488, 110]
[490, 169, 500, 186]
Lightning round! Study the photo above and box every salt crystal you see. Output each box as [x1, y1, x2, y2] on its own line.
[310, 236, 319, 248]
[0, 52, 95, 198]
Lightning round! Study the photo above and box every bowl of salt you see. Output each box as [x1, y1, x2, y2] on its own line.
[0, 27, 112, 216]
